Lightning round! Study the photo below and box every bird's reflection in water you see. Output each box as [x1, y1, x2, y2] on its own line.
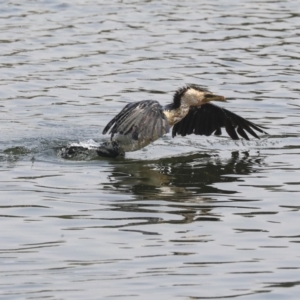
[101, 151, 264, 226]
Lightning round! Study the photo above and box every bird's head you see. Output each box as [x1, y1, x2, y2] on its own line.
[173, 84, 226, 108]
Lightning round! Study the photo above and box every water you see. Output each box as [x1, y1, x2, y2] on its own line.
[1, 0, 300, 299]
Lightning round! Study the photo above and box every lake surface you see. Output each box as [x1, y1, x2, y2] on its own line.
[1, 0, 300, 299]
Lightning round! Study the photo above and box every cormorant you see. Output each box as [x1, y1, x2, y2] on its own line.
[62, 84, 267, 158]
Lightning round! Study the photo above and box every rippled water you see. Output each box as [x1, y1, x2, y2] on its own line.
[1, 0, 300, 299]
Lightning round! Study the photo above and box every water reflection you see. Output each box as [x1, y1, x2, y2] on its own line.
[105, 150, 263, 199]
[96, 151, 264, 227]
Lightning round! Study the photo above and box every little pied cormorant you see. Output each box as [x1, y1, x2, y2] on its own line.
[62, 84, 267, 158]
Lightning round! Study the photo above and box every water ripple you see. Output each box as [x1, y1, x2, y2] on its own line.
[1, 0, 300, 299]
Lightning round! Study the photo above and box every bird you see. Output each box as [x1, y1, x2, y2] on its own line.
[61, 84, 267, 158]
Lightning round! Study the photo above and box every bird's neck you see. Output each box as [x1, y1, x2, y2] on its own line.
[163, 103, 190, 126]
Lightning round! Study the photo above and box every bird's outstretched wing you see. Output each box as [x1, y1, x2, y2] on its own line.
[103, 100, 170, 141]
[172, 103, 267, 140]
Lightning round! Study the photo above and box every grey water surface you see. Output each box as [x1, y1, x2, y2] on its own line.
[1, 0, 300, 299]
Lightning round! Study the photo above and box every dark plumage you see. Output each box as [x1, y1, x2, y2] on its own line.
[103, 100, 170, 140]
[172, 103, 264, 140]
[61, 84, 267, 158]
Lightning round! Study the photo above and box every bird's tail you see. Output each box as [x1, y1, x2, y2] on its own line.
[60, 141, 124, 159]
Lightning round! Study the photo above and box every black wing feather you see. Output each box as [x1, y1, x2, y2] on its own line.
[103, 100, 170, 141]
[172, 103, 266, 140]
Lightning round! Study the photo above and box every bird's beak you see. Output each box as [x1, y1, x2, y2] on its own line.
[211, 94, 226, 102]
[204, 93, 226, 103]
